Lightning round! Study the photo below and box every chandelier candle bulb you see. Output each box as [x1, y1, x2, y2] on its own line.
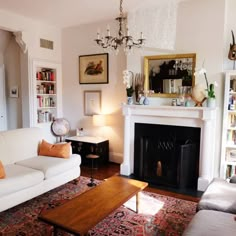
[107, 25, 110, 36]
[140, 32, 143, 39]
[126, 27, 129, 36]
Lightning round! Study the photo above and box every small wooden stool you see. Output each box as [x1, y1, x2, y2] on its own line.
[86, 154, 99, 187]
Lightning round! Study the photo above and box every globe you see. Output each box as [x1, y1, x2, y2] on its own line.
[51, 118, 70, 141]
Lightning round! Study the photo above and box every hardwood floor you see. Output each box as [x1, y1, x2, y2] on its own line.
[81, 162, 201, 203]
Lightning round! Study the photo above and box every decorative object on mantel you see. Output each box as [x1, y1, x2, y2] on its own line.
[94, 0, 145, 55]
[143, 90, 154, 105]
[123, 70, 134, 104]
[191, 84, 207, 107]
[134, 73, 145, 103]
[228, 30, 236, 69]
[194, 64, 217, 108]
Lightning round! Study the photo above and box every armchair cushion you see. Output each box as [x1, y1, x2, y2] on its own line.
[197, 178, 236, 214]
[183, 210, 236, 236]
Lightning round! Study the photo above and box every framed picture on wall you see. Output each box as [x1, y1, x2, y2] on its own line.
[79, 53, 108, 84]
[84, 90, 101, 116]
[10, 86, 18, 98]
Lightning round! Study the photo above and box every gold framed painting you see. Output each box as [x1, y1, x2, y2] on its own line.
[79, 53, 109, 84]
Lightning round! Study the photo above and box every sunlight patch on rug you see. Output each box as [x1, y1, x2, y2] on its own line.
[124, 192, 164, 215]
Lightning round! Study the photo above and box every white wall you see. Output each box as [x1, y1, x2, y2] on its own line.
[176, 0, 225, 177]
[0, 29, 12, 64]
[62, 20, 126, 163]
[224, 0, 236, 70]
[127, 0, 226, 177]
[62, 0, 232, 171]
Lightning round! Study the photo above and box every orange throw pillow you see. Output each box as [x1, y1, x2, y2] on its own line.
[38, 139, 71, 159]
[0, 160, 6, 179]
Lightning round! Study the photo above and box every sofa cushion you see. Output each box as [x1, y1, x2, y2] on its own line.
[197, 178, 236, 213]
[0, 128, 42, 165]
[0, 164, 44, 197]
[0, 160, 6, 179]
[15, 154, 81, 179]
[183, 210, 236, 236]
[38, 140, 71, 159]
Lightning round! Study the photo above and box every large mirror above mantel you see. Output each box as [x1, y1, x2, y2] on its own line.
[144, 53, 196, 98]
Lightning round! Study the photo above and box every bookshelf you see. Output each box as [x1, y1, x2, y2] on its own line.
[32, 60, 62, 127]
[221, 71, 236, 180]
[36, 68, 57, 123]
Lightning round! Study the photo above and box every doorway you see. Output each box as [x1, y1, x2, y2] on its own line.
[0, 28, 23, 130]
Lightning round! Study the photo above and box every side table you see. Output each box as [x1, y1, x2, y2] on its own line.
[65, 136, 109, 167]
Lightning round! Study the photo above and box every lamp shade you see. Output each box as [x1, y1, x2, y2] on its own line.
[93, 114, 106, 127]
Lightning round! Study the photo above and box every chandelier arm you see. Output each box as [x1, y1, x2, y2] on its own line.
[120, 0, 123, 17]
[94, 0, 145, 53]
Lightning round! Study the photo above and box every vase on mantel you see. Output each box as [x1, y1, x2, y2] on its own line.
[143, 96, 149, 105]
[127, 96, 133, 105]
[207, 97, 216, 108]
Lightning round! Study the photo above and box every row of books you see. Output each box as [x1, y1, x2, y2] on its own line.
[227, 129, 236, 144]
[37, 111, 54, 123]
[36, 70, 55, 81]
[228, 113, 236, 127]
[37, 96, 55, 108]
[226, 165, 236, 178]
[37, 84, 55, 95]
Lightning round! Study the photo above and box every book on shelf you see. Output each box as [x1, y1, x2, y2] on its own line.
[226, 165, 236, 178]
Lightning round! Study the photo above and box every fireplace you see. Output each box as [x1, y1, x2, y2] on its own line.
[121, 105, 217, 191]
[134, 123, 200, 189]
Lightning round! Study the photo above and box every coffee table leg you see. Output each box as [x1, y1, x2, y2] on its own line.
[136, 192, 140, 213]
[53, 226, 58, 236]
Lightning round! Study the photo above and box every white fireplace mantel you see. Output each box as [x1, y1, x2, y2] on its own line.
[121, 104, 217, 191]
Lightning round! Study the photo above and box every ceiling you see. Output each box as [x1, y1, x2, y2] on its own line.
[0, 0, 185, 28]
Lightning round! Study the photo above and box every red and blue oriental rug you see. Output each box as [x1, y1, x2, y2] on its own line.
[0, 176, 197, 236]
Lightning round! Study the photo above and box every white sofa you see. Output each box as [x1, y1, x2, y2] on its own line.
[0, 127, 81, 212]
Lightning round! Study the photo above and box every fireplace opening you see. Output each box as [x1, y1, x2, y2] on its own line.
[134, 123, 200, 190]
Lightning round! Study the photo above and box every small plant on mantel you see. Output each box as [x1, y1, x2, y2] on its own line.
[194, 66, 217, 99]
[123, 70, 134, 97]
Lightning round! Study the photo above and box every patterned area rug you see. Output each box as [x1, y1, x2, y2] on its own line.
[0, 176, 197, 236]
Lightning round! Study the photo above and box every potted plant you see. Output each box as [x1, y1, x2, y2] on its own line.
[123, 70, 134, 104]
[194, 67, 217, 108]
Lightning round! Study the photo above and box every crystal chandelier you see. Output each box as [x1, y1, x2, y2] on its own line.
[94, 0, 145, 54]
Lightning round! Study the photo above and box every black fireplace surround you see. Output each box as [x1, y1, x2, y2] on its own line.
[134, 123, 200, 190]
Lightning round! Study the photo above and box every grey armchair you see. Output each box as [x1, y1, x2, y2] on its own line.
[197, 177, 236, 213]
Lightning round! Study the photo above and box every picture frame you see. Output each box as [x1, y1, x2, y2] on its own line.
[10, 86, 18, 98]
[79, 53, 108, 84]
[84, 90, 101, 116]
[144, 53, 196, 98]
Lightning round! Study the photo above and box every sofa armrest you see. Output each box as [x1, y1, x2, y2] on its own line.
[230, 175, 236, 184]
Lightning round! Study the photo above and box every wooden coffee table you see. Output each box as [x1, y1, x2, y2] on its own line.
[38, 175, 148, 235]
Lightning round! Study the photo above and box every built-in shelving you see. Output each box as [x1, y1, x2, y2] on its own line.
[31, 60, 62, 129]
[221, 71, 236, 180]
[36, 67, 57, 123]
